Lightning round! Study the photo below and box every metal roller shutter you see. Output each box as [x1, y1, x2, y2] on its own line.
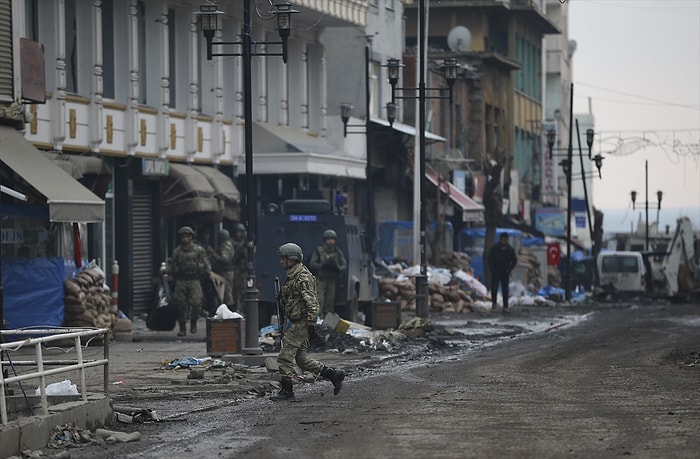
[132, 182, 153, 314]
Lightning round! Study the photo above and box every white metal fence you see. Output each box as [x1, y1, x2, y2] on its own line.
[0, 328, 110, 425]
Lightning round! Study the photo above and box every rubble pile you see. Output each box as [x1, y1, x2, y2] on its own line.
[62, 268, 117, 335]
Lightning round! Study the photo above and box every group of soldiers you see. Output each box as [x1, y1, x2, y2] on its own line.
[166, 224, 247, 337]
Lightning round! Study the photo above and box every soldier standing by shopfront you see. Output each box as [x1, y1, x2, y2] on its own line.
[230, 223, 247, 310]
[213, 229, 235, 309]
[270, 243, 345, 401]
[309, 229, 347, 317]
[168, 226, 211, 336]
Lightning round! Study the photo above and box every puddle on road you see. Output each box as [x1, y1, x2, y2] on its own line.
[433, 313, 595, 347]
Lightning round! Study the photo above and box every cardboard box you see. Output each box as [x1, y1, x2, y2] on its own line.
[206, 318, 245, 356]
[367, 302, 401, 329]
[323, 312, 371, 334]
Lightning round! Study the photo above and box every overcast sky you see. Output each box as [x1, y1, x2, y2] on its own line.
[568, 0, 700, 230]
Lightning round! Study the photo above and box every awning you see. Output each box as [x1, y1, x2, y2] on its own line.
[163, 163, 223, 218]
[250, 122, 366, 178]
[426, 169, 484, 223]
[370, 117, 447, 143]
[191, 165, 241, 220]
[46, 152, 111, 199]
[0, 125, 105, 222]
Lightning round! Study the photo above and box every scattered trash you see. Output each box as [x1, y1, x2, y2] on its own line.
[167, 356, 212, 369]
[214, 304, 244, 320]
[95, 428, 141, 444]
[112, 380, 125, 385]
[36, 379, 79, 396]
[113, 406, 161, 423]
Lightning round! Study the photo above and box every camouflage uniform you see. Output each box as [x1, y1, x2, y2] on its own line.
[277, 262, 324, 380]
[213, 231, 235, 309]
[231, 230, 248, 309]
[270, 242, 345, 402]
[309, 243, 347, 316]
[169, 241, 211, 324]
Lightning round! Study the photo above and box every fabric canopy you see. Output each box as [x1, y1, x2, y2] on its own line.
[192, 165, 241, 220]
[425, 169, 484, 223]
[163, 163, 223, 218]
[0, 125, 105, 222]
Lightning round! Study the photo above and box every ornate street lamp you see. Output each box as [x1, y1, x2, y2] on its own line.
[196, 1, 298, 357]
[383, 0, 459, 318]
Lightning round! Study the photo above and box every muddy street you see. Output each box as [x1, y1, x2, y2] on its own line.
[62, 302, 699, 459]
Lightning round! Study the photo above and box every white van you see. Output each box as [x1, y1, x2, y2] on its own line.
[597, 251, 647, 295]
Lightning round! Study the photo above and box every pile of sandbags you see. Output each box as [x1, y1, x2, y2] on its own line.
[63, 268, 117, 335]
[428, 282, 473, 313]
[378, 276, 417, 312]
[516, 247, 543, 292]
[436, 251, 471, 272]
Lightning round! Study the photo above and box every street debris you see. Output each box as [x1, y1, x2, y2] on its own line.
[113, 405, 161, 423]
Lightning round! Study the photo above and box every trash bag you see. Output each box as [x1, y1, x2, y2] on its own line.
[146, 276, 177, 331]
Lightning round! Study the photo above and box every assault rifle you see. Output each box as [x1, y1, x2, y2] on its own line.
[273, 277, 284, 346]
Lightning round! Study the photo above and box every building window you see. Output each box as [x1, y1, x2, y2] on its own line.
[369, 60, 379, 118]
[102, 0, 115, 99]
[168, 8, 176, 108]
[24, 0, 38, 41]
[64, 0, 77, 93]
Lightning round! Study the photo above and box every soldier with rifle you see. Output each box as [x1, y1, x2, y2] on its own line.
[270, 242, 345, 401]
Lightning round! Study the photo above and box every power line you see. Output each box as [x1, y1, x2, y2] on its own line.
[575, 82, 700, 111]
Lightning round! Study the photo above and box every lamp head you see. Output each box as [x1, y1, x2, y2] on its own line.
[593, 154, 604, 178]
[386, 102, 397, 126]
[657, 190, 663, 208]
[196, 4, 221, 40]
[586, 128, 594, 148]
[385, 58, 402, 88]
[274, 2, 298, 38]
[340, 103, 353, 137]
[443, 58, 458, 86]
[631, 190, 637, 209]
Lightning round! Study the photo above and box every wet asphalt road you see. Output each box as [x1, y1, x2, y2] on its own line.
[59, 301, 700, 458]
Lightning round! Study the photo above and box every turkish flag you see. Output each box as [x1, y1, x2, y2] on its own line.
[547, 243, 561, 266]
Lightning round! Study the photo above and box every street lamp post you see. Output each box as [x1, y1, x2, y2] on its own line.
[630, 160, 663, 252]
[197, 1, 298, 356]
[546, 119, 602, 300]
[385, 0, 458, 318]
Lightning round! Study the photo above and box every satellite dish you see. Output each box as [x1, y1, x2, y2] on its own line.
[447, 26, 472, 52]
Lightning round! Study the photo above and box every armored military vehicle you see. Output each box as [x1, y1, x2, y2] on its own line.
[255, 199, 377, 326]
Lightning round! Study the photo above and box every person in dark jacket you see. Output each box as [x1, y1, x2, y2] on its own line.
[487, 232, 518, 311]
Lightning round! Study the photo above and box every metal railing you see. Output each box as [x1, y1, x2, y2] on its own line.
[0, 327, 110, 425]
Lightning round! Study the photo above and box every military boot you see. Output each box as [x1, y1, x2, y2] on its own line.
[269, 378, 295, 401]
[190, 319, 198, 334]
[321, 366, 345, 395]
[177, 321, 187, 337]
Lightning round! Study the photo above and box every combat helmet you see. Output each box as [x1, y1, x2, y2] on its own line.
[178, 226, 194, 236]
[233, 223, 246, 232]
[323, 229, 337, 239]
[218, 229, 230, 239]
[278, 243, 303, 261]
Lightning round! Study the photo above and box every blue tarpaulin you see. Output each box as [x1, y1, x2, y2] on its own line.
[2, 257, 65, 329]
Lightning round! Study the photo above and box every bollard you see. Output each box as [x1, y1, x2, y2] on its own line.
[111, 260, 119, 312]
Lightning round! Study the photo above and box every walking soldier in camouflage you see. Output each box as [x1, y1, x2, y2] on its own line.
[168, 226, 212, 336]
[309, 229, 347, 316]
[270, 242, 345, 401]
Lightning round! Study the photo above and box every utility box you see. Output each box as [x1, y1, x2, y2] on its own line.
[206, 318, 245, 356]
[366, 301, 401, 329]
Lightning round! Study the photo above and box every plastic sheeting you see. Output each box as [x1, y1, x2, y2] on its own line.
[2, 257, 65, 329]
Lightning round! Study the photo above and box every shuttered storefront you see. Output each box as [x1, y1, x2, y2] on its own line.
[131, 182, 154, 314]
